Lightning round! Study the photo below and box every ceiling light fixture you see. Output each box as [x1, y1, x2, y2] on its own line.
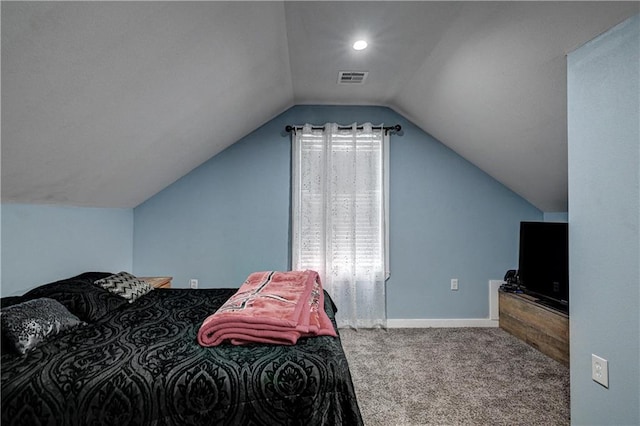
[352, 40, 368, 51]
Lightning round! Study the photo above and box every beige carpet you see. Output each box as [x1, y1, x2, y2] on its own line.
[339, 328, 570, 426]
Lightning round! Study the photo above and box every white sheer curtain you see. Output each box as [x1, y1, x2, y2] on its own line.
[291, 123, 388, 328]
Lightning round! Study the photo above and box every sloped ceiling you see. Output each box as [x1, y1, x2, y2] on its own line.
[2, 2, 638, 211]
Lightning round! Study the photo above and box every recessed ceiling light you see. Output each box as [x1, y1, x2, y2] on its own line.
[353, 40, 368, 51]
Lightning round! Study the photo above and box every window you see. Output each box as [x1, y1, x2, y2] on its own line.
[291, 123, 388, 328]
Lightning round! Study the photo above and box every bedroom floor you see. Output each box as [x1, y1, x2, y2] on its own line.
[339, 327, 570, 426]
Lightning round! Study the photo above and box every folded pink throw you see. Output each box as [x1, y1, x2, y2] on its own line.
[197, 270, 337, 346]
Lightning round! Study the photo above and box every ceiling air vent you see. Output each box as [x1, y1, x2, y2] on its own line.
[338, 71, 368, 85]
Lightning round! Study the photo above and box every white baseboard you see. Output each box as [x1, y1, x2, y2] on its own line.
[363, 279, 504, 329]
[386, 318, 499, 328]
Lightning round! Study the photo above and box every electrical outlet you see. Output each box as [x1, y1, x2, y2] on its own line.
[190, 279, 198, 289]
[451, 278, 459, 291]
[591, 354, 609, 388]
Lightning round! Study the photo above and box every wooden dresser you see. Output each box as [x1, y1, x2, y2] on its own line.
[499, 291, 569, 366]
[140, 276, 173, 289]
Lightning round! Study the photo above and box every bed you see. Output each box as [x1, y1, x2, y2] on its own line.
[1, 272, 363, 425]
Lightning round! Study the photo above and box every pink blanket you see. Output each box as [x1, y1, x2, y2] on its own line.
[197, 270, 337, 346]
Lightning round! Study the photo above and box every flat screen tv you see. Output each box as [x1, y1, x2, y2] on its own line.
[518, 221, 569, 313]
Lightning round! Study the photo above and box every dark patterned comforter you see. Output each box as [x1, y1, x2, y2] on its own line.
[1, 283, 362, 425]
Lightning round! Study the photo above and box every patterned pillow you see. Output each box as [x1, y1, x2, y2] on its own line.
[94, 272, 152, 303]
[1, 296, 26, 355]
[1, 298, 85, 354]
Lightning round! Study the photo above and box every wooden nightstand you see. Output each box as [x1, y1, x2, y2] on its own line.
[140, 276, 173, 289]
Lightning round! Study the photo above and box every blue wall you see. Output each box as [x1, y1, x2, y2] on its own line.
[568, 14, 639, 425]
[134, 105, 541, 319]
[543, 212, 568, 222]
[1, 204, 133, 296]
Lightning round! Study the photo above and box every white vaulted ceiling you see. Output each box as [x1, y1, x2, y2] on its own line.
[2, 2, 638, 211]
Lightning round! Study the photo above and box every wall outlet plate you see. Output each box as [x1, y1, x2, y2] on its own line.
[190, 279, 198, 289]
[451, 278, 459, 291]
[591, 354, 609, 388]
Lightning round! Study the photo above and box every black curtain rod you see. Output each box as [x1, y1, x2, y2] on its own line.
[285, 124, 402, 135]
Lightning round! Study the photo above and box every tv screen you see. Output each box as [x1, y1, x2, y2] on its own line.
[518, 222, 569, 311]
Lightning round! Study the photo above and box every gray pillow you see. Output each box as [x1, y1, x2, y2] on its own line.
[93, 271, 152, 303]
[1, 298, 85, 354]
